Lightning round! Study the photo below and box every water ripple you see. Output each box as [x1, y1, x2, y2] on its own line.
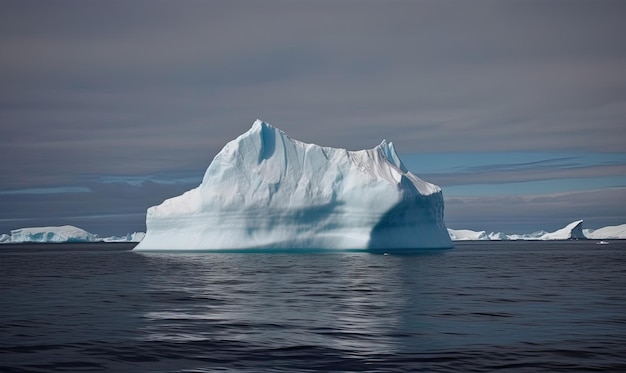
[1, 241, 626, 371]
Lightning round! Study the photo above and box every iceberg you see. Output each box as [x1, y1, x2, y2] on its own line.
[4, 225, 100, 243]
[487, 232, 508, 240]
[535, 219, 586, 240]
[0, 226, 146, 244]
[448, 220, 593, 241]
[584, 224, 626, 240]
[103, 232, 146, 242]
[134, 119, 452, 251]
[447, 228, 489, 241]
[506, 231, 547, 241]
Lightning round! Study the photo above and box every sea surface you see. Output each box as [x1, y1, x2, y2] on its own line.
[1, 241, 625, 372]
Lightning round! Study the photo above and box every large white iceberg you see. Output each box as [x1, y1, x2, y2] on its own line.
[4, 225, 100, 243]
[134, 120, 452, 251]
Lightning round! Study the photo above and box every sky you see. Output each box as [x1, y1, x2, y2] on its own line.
[1, 0, 625, 236]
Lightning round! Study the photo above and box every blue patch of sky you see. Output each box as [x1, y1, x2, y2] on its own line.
[442, 177, 626, 197]
[90, 171, 203, 186]
[403, 151, 626, 174]
[3, 152, 623, 197]
[0, 186, 92, 195]
[0, 171, 204, 195]
[403, 151, 626, 196]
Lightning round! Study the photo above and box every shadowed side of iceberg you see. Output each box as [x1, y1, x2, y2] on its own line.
[368, 191, 451, 250]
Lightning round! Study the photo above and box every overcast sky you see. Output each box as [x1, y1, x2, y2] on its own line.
[1, 0, 625, 236]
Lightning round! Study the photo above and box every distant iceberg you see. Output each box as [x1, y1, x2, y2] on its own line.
[103, 232, 146, 243]
[448, 219, 626, 241]
[534, 220, 586, 240]
[504, 220, 586, 241]
[584, 224, 626, 240]
[447, 228, 489, 241]
[4, 225, 100, 243]
[135, 119, 452, 251]
[0, 225, 145, 244]
[487, 232, 508, 240]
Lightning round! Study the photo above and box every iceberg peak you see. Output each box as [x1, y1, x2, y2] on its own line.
[375, 139, 407, 172]
[250, 119, 278, 138]
[538, 219, 585, 240]
[135, 119, 452, 251]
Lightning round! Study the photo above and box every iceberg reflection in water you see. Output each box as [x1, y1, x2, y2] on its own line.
[140, 253, 405, 355]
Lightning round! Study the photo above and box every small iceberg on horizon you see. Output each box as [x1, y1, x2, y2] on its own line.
[2, 225, 100, 243]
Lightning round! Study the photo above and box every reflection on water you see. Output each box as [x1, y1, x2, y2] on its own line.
[140, 253, 407, 355]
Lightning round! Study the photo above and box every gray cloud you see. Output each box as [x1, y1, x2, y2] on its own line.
[424, 164, 626, 187]
[445, 187, 626, 234]
[1, 0, 625, 231]
[0, 179, 197, 236]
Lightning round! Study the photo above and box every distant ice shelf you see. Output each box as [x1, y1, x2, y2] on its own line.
[5, 225, 99, 243]
[448, 220, 626, 241]
[584, 224, 626, 240]
[134, 119, 453, 251]
[0, 225, 145, 244]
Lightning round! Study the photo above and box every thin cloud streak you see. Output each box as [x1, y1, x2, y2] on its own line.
[445, 187, 626, 234]
[423, 164, 626, 187]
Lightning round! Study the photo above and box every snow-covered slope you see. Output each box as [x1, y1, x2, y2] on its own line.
[488, 232, 508, 240]
[584, 224, 626, 239]
[447, 228, 489, 241]
[449, 220, 596, 241]
[5, 225, 100, 243]
[135, 120, 452, 251]
[103, 232, 146, 242]
[535, 219, 586, 240]
[505, 232, 539, 240]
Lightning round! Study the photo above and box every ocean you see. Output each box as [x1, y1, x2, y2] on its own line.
[1, 241, 625, 372]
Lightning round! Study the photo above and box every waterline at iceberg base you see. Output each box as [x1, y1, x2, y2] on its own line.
[134, 120, 452, 251]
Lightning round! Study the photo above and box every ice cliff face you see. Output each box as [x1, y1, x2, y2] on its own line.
[134, 120, 452, 251]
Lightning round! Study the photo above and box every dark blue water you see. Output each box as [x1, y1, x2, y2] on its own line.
[1, 241, 625, 372]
